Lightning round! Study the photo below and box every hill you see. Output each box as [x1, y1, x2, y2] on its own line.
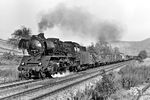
[0, 39, 21, 55]
[110, 38, 150, 56]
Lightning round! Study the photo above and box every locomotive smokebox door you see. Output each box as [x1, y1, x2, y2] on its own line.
[18, 55, 50, 74]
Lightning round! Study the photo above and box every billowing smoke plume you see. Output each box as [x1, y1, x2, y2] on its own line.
[38, 4, 123, 42]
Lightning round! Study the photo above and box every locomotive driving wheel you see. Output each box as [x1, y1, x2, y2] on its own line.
[24, 72, 31, 79]
[46, 72, 53, 78]
[38, 71, 46, 79]
[19, 71, 31, 80]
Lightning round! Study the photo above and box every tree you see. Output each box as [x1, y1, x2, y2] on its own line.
[87, 43, 98, 62]
[114, 47, 120, 54]
[95, 41, 113, 59]
[138, 50, 147, 60]
[134, 50, 147, 62]
[8, 26, 32, 54]
[87, 43, 97, 54]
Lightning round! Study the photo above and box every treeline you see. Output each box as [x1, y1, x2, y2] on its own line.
[87, 41, 121, 62]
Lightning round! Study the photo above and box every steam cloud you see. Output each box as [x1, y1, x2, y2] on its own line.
[38, 4, 123, 42]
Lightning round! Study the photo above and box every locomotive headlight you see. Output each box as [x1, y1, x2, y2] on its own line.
[21, 62, 25, 66]
[38, 62, 42, 66]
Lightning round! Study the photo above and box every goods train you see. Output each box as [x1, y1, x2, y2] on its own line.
[18, 33, 128, 79]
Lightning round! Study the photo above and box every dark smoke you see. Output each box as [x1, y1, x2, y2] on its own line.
[38, 4, 123, 42]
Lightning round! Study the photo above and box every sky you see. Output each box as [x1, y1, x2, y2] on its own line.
[0, 0, 150, 45]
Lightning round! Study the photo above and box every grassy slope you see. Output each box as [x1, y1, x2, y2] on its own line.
[0, 39, 21, 54]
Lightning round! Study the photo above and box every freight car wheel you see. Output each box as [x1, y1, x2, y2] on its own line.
[75, 65, 81, 72]
[19, 72, 31, 80]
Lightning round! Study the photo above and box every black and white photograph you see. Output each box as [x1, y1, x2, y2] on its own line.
[0, 0, 150, 100]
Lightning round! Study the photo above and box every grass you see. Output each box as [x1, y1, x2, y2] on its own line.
[0, 52, 22, 65]
[0, 52, 21, 83]
[0, 69, 19, 83]
[119, 65, 150, 89]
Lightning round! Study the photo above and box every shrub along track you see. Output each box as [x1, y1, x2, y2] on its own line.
[136, 83, 150, 100]
[0, 61, 132, 100]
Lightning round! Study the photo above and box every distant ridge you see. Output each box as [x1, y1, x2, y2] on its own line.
[110, 38, 150, 56]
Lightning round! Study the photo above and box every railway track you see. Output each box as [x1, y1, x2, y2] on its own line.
[0, 79, 35, 90]
[30, 63, 128, 100]
[0, 61, 131, 100]
[0, 79, 21, 85]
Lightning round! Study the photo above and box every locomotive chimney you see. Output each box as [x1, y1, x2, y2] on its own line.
[38, 33, 46, 39]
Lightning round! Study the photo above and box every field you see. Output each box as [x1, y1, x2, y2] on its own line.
[0, 65, 18, 83]
[0, 53, 21, 83]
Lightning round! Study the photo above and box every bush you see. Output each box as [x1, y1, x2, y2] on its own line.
[121, 74, 143, 89]
[74, 87, 96, 100]
[137, 50, 148, 62]
[74, 73, 118, 100]
[138, 50, 147, 59]
[94, 73, 117, 99]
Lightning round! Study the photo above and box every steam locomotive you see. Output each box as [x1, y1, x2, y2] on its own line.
[18, 33, 127, 79]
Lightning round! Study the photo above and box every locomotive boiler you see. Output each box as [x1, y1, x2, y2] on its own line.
[18, 33, 93, 79]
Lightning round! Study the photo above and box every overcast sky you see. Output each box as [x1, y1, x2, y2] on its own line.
[0, 0, 150, 45]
